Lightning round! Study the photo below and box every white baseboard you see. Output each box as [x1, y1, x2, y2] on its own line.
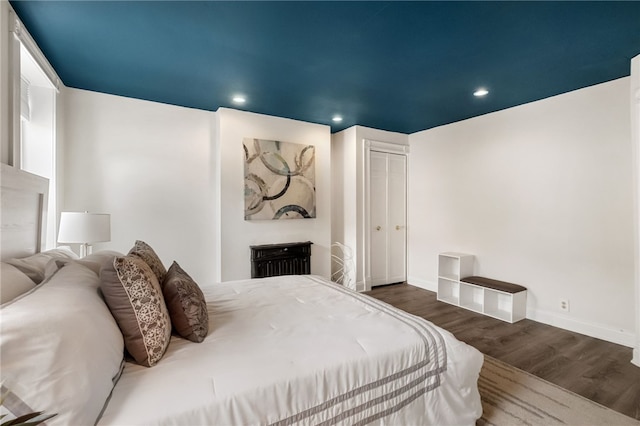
[406, 277, 437, 292]
[527, 308, 636, 348]
[632, 348, 640, 367]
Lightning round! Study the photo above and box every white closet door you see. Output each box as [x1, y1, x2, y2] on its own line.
[369, 151, 388, 285]
[387, 153, 407, 283]
[369, 151, 407, 287]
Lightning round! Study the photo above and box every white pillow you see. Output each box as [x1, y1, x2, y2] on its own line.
[0, 261, 124, 425]
[5, 247, 79, 283]
[0, 263, 36, 304]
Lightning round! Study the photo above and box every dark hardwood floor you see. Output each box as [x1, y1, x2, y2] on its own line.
[365, 283, 640, 421]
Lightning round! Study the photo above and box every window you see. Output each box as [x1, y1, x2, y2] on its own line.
[13, 16, 59, 249]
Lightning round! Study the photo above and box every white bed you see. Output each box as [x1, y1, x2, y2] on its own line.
[99, 275, 482, 425]
[0, 165, 483, 425]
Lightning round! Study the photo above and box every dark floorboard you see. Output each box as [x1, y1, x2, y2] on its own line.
[365, 283, 640, 421]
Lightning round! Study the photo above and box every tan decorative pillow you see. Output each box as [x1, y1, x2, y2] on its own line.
[128, 240, 167, 283]
[162, 262, 209, 343]
[6, 247, 79, 283]
[100, 255, 171, 367]
[0, 263, 36, 304]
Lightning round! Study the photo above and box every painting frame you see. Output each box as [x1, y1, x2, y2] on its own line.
[243, 138, 316, 220]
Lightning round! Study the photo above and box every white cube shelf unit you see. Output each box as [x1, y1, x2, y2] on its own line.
[437, 252, 527, 323]
[437, 252, 474, 306]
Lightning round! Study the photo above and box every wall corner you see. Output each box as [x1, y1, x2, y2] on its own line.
[630, 54, 640, 367]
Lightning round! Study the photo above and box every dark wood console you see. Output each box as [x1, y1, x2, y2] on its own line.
[250, 241, 313, 278]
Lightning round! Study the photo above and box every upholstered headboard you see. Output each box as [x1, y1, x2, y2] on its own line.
[0, 163, 49, 261]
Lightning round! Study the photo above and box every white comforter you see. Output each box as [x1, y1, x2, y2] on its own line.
[98, 275, 482, 425]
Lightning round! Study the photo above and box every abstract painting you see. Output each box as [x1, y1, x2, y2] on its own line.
[244, 138, 316, 220]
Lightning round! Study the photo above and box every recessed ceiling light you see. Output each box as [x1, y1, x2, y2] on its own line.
[232, 95, 246, 104]
[473, 88, 489, 97]
[332, 115, 343, 123]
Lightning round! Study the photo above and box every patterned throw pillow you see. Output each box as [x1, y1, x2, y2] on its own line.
[128, 240, 167, 283]
[100, 255, 172, 367]
[162, 262, 209, 343]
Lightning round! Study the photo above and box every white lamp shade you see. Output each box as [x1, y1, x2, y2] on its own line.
[58, 212, 111, 244]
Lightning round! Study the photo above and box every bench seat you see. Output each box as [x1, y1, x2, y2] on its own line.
[461, 276, 526, 294]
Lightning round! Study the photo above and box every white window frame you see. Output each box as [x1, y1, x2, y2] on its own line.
[7, 9, 60, 167]
[6, 7, 61, 249]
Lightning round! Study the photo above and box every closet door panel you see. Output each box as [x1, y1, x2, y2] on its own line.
[387, 154, 407, 283]
[369, 151, 388, 285]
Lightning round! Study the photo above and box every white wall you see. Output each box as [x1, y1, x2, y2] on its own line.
[331, 126, 355, 286]
[216, 108, 332, 281]
[408, 78, 636, 347]
[0, 0, 10, 164]
[62, 88, 216, 284]
[62, 93, 332, 284]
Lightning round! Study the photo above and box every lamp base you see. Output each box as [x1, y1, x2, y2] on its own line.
[79, 243, 93, 258]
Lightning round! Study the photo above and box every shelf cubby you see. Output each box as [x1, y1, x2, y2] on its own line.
[460, 283, 484, 313]
[437, 277, 460, 305]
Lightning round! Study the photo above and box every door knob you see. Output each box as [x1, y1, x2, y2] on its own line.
[376, 226, 381, 231]
[396, 225, 402, 230]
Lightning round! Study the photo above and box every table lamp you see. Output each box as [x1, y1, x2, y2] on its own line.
[58, 212, 111, 257]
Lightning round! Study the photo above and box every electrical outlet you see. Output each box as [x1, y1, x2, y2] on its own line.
[560, 298, 570, 312]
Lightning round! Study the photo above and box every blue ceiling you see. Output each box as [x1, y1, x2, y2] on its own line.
[9, 1, 640, 134]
